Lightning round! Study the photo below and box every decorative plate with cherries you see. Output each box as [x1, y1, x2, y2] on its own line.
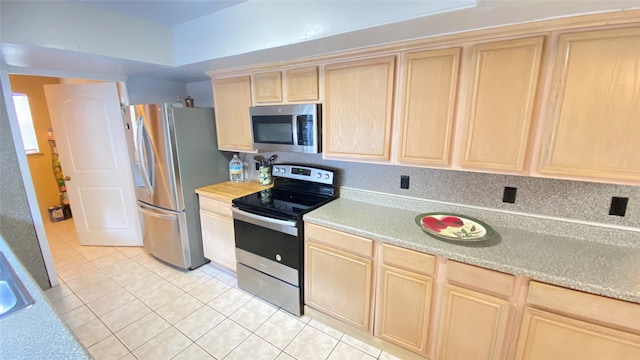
[415, 213, 494, 242]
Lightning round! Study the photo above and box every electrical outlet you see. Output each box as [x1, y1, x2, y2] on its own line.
[609, 197, 628, 217]
[400, 175, 410, 189]
[503, 187, 517, 203]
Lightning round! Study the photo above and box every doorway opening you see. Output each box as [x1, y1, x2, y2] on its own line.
[7, 74, 141, 286]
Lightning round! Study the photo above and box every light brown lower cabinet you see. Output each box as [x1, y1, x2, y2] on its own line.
[304, 224, 374, 331]
[374, 244, 435, 356]
[198, 196, 236, 272]
[303, 225, 640, 360]
[515, 281, 640, 360]
[516, 307, 640, 360]
[436, 284, 510, 360]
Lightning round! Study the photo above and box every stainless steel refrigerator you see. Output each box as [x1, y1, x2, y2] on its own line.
[122, 104, 231, 269]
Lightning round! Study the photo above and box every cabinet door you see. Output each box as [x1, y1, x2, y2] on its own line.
[516, 307, 640, 360]
[460, 37, 544, 172]
[398, 48, 461, 166]
[253, 71, 283, 103]
[437, 284, 510, 360]
[212, 76, 254, 152]
[286, 66, 319, 101]
[323, 56, 396, 161]
[538, 27, 640, 184]
[200, 211, 236, 272]
[305, 240, 373, 330]
[375, 264, 432, 355]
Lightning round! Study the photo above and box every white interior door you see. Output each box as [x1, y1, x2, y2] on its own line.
[44, 82, 142, 246]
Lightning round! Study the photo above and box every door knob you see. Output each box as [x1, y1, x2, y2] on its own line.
[64, 176, 71, 181]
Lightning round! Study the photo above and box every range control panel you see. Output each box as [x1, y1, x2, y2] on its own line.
[272, 165, 334, 185]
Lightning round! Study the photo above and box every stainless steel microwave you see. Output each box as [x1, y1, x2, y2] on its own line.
[249, 103, 321, 153]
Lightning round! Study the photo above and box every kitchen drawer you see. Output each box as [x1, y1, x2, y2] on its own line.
[527, 281, 640, 333]
[199, 196, 232, 218]
[446, 260, 514, 299]
[305, 223, 373, 258]
[380, 243, 435, 276]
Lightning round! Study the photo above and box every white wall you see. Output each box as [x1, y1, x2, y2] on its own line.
[186, 80, 214, 108]
[1, 1, 173, 66]
[126, 77, 188, 105]
[173, 0, 474, 65]
[173, 0, 639, 66]
[2, 0, 638, 76]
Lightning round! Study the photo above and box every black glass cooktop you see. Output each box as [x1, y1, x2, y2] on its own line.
[232, 187, 334, 220]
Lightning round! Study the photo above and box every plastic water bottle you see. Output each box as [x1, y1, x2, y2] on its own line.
[229, 154, 243, 182]
[241, 154, 250, 182]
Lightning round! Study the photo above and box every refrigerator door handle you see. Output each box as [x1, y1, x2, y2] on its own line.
[136, 116, 153, 196]
[139, 203, 177, 220]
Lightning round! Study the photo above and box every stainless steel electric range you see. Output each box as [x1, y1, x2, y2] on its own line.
[231, 164, 336, 316]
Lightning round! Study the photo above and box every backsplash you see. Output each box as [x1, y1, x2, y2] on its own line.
[256, 152, 639, 230]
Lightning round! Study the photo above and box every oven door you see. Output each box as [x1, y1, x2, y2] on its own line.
[232, 207, 303, 315]
[232, 208, 299, 277]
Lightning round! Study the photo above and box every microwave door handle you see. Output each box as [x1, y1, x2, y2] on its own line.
[291, 115, 300, 147]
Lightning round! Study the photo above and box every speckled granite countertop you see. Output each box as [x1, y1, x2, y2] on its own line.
[0, 236, 90, 360]
[304, 188, 640, 304]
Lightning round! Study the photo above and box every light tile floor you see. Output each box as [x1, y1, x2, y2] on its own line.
[43, 220, 401, 360]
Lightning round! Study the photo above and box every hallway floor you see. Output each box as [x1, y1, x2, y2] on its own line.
[43, 219, 400, 360]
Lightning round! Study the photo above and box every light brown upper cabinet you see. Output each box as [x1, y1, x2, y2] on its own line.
[253, 71, 283, 103]
[323, 56, 396, 161]
[252, 66, 319, 104]
[212, 76, 254, 152]
[537, 27, 640, 184]
[398, 48, 461, 166]
[286, 66, 319, 101]
[459, 37, 544, 172]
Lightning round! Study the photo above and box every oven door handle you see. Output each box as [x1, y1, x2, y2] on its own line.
[232, 207, 298, 236]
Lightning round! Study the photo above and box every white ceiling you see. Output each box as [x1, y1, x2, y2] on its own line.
[72, 0, 247, 26]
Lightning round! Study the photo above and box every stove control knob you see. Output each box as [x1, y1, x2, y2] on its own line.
[280, 167, 286, 174]
[275, 254, 282, 262]
[324, 174, 330, 180]
[316, 173, 322, 178]
[273, 168, 279, 174]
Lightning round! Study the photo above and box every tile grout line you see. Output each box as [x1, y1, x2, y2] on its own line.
[45, 221, 395, 360]
[48, 226, 275, 358]
[64, 247, 257, 358]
